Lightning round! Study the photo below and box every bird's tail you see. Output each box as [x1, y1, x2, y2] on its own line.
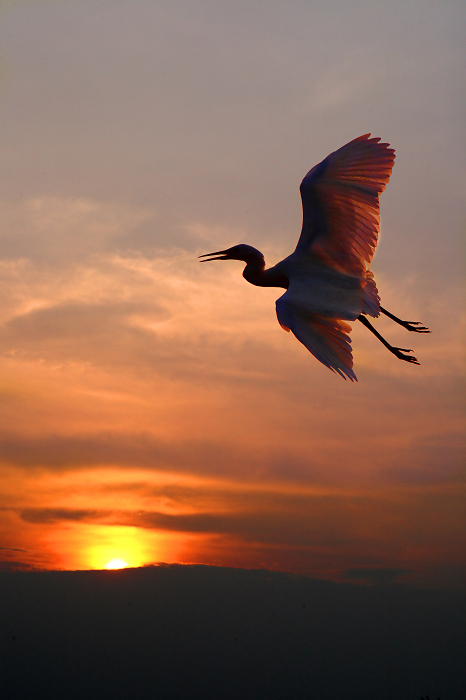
[362, 270, 380, 318]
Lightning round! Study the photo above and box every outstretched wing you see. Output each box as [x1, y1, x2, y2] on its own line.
[276, 294, 357, 381]
[296, 134, 395, 276]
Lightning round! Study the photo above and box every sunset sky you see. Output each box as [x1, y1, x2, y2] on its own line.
[0, 0, 464, 588]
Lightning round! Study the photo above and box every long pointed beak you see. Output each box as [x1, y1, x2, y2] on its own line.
[198, 250, 228, 262]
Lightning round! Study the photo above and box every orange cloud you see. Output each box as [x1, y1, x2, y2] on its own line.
[0, 207, 463, 587]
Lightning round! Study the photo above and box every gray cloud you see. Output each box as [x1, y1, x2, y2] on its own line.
[0, 0, 462, 284]
[2, 300, 168, 343]
[20, 508, 110, 524]
[15, 503, 367, 549]
[16, 478, 465, 554]
[0, 544, 53, 572]
[132, 510, 351, 547]
[0, 559, 37, 572]
[0, 422, 462, 488]
[0, 430, 325, 483]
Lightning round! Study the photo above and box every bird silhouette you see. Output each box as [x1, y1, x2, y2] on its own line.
[200, 134, 429, 381]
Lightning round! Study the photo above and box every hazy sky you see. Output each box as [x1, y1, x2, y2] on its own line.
[0, 0, 464, 587]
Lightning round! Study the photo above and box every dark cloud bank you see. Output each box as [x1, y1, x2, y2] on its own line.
[1, 565, 464, 700]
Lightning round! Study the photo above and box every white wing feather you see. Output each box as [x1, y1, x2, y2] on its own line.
[297, 134, 395, 276]
[273, 134, 393, 378]
[276, 293, 357, 381]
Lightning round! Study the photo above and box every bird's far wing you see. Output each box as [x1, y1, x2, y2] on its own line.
[276, 294, 357, 381]
[296, 134, 395, 275]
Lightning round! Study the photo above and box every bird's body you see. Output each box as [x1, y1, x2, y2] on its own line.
[200, 134, 429, 380]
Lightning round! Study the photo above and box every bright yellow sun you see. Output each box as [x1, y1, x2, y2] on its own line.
[105, 558, 128, 570]
[84, 525, 153, 570]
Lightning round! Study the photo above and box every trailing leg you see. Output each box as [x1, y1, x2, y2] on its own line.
[380, 306, 430, 333]
[358, 315, 420, 364]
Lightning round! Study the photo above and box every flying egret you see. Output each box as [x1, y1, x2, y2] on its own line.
[200, 134, 429, 381]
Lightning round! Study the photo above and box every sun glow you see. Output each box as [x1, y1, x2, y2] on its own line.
[106, 558, 128, 570]
[85, 525, 154, 570]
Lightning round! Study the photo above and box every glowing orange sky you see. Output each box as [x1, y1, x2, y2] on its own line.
[0, 0, 464, 589]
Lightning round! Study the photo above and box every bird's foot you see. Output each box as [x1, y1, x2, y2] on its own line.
[399, 320, 430, 333]
[390, 346, 420, 364]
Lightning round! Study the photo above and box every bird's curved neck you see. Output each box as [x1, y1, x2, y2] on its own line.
[242, 260, 288, 289]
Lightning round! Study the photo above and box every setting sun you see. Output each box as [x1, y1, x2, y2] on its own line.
[84, 525, 155, 571]
[106, 559, 128, 570]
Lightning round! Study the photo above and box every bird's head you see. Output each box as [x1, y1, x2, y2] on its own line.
[199, 244, 264, 265]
